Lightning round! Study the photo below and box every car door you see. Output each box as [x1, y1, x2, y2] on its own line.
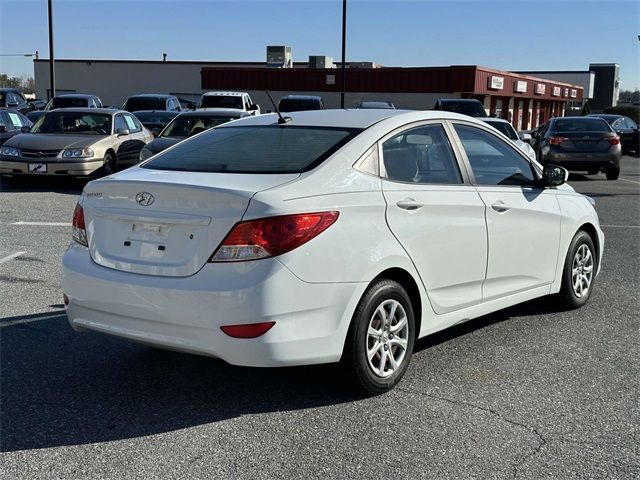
[451, 122, 562, 302]
[121, 113, 148, 164]
[380, 122, 487, 314]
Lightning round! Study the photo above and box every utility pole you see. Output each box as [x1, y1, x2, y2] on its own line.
[47, 0, 55, 100]
[340, 0, 347, 108]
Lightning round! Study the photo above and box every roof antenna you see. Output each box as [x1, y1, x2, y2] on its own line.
[266, 90, 290, 125]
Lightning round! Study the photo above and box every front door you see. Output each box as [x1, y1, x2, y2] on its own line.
[452, 123, 562, 301]
[380, 122, 487, 314]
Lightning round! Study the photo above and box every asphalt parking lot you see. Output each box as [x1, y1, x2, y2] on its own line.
[1, 157, 638, 479]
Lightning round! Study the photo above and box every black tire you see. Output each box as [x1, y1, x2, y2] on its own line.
[102, 152, 116, 177]
[605, 166, 620, 180]
[559, 230, 596, 309]
[342, 279, 415, 396]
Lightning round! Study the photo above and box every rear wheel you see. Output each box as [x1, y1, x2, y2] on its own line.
[342, 279, 415, 396]
[605, 166, 620, 180]
[559, 230, 596, 309]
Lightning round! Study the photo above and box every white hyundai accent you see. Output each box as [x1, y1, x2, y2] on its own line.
[62, 110, 604, 395]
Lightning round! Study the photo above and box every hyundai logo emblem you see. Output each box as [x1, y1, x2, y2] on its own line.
[135, 192, 155, 206]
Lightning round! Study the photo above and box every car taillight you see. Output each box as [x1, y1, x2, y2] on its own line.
[548, 136, 570, 145]
[606, 136, 620, 145]
[210, 211, 339, 262]
[220, 322, 276, 338]
[72, 203, 88, 246]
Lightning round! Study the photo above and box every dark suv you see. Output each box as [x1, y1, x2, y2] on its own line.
[122, 94, 182, 113]
[531, 116, 621, 180]
[0, 88, 32, 115]
[277, 95, 325, 112]
[433, 98, 487, 117]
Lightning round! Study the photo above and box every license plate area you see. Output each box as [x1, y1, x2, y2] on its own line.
[28, 163, 47, 173]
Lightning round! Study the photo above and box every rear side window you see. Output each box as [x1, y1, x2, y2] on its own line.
[555, 118, 611, 133]
[142, 126, 361, 173]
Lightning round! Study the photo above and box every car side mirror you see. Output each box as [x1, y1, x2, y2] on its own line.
[116, 127, 130, 136]
[519, 133, 532, 143]
[21, 126, 31, 133]
[151, 128, 160, 137]
[0, 125, 7, 133]
[541, 164, 568, 187]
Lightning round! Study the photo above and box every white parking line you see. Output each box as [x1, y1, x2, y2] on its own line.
[601, 224, 640, 228]
[0, 251, 27, 265]
[10, 222, 71, 226]
[619, 177, 640, 185]
[0, 314, 65, 328]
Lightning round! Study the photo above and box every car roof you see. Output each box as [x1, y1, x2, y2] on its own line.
[219, 109, 478, 129]
[587, 114, 623, 120]
[479, 117, 512, 125]
[201, 91, 247, 97]
[127, 94, 174, 99]
[280, 95, 323, 101]
[180, 109, 247, 117]
[54, 94, 97, 99]
[46, 107, 121, 115]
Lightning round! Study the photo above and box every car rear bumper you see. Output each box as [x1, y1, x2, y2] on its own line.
[62, 245, 362, 367]
[541, 150, 620, 170]
[0, 156, 104, 176]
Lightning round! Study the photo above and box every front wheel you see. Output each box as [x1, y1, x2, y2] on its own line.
[605, 166, 620, 180]
[342, 279, 415, 396]
[559, 231, 596, 309]
[102, 152, 116, 177]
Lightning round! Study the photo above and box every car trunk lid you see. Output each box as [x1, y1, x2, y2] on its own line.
[81, 170, 298, 277]
[554, 131, 616, 152]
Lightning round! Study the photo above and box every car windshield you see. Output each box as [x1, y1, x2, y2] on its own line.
[51, 97, 89, 108]
[161, 115, 240, 138]
[555, 118, 610, 133]
[125, 98, 166, 112]
[199, 96, 243, 109]
[143, 126, 361, 173]
[278, 99, 321, 112]
[31, 112, 112, 135]
[485, 121, 518, 140]
[440, 101, 486, 117]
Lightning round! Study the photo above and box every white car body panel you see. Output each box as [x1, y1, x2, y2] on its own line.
[62, 109, 604, 367]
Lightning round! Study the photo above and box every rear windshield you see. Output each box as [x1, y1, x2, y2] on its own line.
[484, 121, 518, 140]
[124, 98, 166, 112]
[133, 111, 178, 123]
[438, 101, 487, 117]
[142, 126, 361, 173]
[278, 99, 322, 112]
[555, 118, 611, 133]
[199, 96, 243, 109]
[161, 114, 240, 138]
[52, 97, 88, 108]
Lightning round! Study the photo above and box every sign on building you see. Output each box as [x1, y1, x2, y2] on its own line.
[514, 81, 528, 93]
[535, 83, 546, 95]
[488, 76, 504, 90]
[570, 89, 577, 98]
[552, 86, 561, 97]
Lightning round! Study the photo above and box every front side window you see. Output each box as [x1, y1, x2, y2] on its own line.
[382, 124, 462, 184]
[625, 117, 638, 129]
[114, 114, 127, 132]
[454, 124, 535, 186]
[143, 126, 360, 174]
[123, 114, 142, 133]
[7, 111, 25, 128]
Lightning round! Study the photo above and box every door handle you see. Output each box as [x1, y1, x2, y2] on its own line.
[491, 201, 510, 213]
[396, 198, 423, 211]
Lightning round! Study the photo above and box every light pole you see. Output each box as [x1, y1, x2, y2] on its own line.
[340, 0, 347, 108]
[47, 0, 55, 100]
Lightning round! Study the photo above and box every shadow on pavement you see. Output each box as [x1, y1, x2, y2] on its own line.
[0, 176, 86, 194]
[1, 295, 565, 453]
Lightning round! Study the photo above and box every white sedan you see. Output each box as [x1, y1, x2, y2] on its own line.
[62, 110, 603, 395]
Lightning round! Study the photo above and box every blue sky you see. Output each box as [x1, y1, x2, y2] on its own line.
[1, 0, 639, 90]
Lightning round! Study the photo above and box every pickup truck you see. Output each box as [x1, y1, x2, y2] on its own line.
[197, 91, 260, 115]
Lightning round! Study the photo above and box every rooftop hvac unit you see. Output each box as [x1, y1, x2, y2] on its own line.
[309, 56, 335, 69]
[267, 46, 292, 68]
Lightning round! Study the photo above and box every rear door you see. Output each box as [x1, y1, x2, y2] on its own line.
[381, 121, 487, 314]
[452, 122, 561, 301]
